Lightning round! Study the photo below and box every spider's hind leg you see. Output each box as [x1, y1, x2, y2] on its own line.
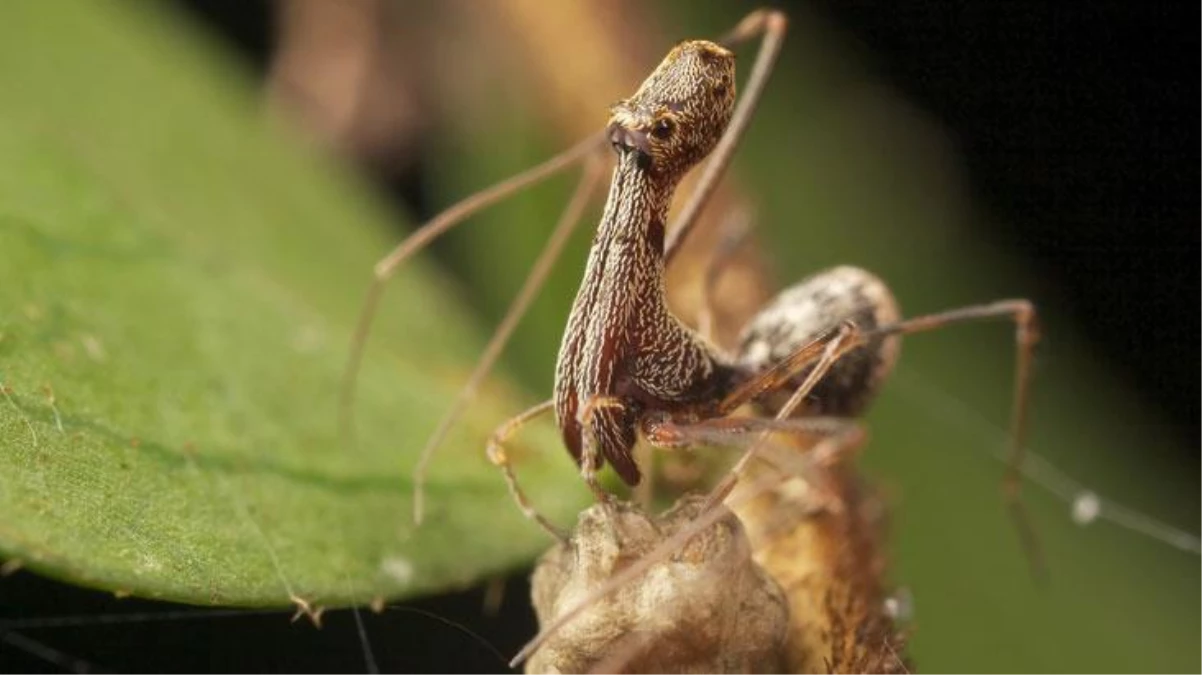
[734, 265, 1044, 576]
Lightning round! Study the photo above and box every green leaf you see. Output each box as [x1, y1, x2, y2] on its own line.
[0, 0, 584, 607]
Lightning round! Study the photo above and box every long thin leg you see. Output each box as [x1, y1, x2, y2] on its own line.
[411, 155, 607, 524]
[865, 300, 1040, 497]
[576, 395, 627, 502]
[707, 320, 862, 506]
[664, 9, 788, 263]
[644, 415, 867, 514]
[723, 298, 1043, 575]
[485, 399, 566, 542]
[644, 414, 855, 452]
[632, 442, 656, 511]
[717, 320, 862, 416]
[722, 299, 1039, 488]
[865, 299, 1043, 577]
[695, 205, 754, 344]
[339, 131, 607, 444]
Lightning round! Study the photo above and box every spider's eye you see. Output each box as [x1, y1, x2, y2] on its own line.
[652, 118, 675, 140]
[713, 83, 728, 97]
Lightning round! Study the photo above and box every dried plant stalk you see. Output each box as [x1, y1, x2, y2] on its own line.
[528, 495, 789, 674]
[528, 450, 909, 674]
[729, 453, 909, 674]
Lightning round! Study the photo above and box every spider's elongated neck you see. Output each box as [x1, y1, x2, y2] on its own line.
[593, 152, 678, 262]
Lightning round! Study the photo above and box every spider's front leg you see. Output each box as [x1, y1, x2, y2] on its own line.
[642, 411, 868, 516]
[575, 394, 634, 504]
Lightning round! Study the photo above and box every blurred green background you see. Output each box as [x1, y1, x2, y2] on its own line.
[0, 0, 1196, 672]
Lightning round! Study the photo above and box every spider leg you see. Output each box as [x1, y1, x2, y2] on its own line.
[643, 413, 866, 515]
[485, 399, 566, 543]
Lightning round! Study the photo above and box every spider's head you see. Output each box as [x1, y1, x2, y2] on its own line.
[607, 40, 736, 178]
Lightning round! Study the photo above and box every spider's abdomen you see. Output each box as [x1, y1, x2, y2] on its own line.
[735, 266, 901, 418]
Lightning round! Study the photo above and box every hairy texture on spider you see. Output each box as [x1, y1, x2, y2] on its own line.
[528, 495, 788, 674]
[607, 40, 737, 180]
[737, 265, 902, 419]
[554, 39, 742, 486]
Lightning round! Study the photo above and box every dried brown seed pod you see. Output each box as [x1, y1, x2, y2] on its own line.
[528, 495, 789, 674]
[527, 446, 910, 674]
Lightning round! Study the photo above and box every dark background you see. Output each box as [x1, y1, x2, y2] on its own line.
[2, 1, 1196, 672]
